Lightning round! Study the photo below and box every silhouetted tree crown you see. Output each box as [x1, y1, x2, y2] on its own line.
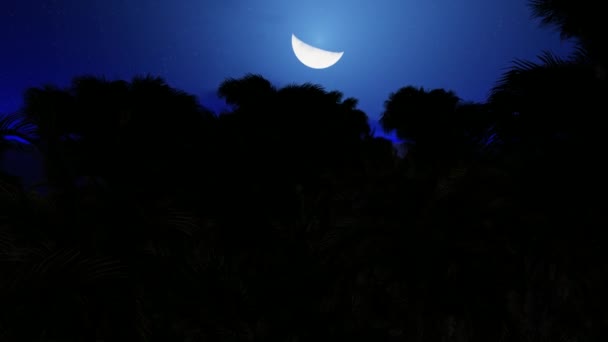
[21, 75, 214, 195]
[3, 3, 608, 336]
[529, 0, 608, 75]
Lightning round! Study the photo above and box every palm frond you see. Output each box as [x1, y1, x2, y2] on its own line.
[317, 229, 342, 252]
[0, 112, 38, 151]
[30, 248, 79, 275]
[282, 82, 326, 94]
[570, 44, 593, 63]
[529, 0, 564, 26]
[0, 226, 16, 255]
[161, 208, 201, 236]
[0, 178, 20, 199]
[528, 0, 577, 40]
[537, 50, 567, 66]
[489, 51, 574, 102]
[0, 112, 37, 139]
[15, 247, 129, 289]
[0, 246, 33, 263]
[78, 256, 129, 282]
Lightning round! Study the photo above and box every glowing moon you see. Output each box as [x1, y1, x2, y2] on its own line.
[291, 34, 344, 69]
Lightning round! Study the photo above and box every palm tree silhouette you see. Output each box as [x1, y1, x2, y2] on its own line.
[529, 0, 608, 78]
[489, 51, 605, 150]
[7, 75, 229, 340]
[484, 44, 608, 341]
[379, 85, 491, 181]
[21, 75, 214, 196]
[8, 43, 608, 339]
[215, 74, 372, 217]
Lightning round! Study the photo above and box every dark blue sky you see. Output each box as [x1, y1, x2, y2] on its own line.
[1, 0, 574, 137]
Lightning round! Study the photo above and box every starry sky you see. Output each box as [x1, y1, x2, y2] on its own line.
[1, 0, 575, 138]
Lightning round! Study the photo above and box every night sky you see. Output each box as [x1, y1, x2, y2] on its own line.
[2, 0, 575, 137]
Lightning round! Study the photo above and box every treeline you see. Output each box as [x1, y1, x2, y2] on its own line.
[1, 1, 608, 341]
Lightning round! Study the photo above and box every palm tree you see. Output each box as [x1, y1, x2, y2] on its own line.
[489, 50, 607, 225]
[528, 0, 608, 78]
[10, 76, 232, 340]
[379, 86, 491, 180]
[486, 44, 608, 341]
[21, 75, 214, 197]
[489, 51, 605, 150]
[380, 86, 460, 141]
[215, 74, 372, 194]
[0, 176, 143, 341]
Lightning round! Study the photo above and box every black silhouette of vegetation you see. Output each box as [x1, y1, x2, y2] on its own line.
[1, 1, 607, 341]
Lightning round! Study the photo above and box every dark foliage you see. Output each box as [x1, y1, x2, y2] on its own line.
[1, 1, 607, 340]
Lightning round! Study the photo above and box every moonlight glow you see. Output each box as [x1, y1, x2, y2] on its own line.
[291, 34, 344, 69]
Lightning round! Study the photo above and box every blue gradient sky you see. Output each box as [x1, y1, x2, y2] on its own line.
[1, 0, 574, 137]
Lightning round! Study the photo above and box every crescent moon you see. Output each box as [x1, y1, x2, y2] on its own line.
[291, 34, 344, 69]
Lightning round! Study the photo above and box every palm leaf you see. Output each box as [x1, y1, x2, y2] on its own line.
[489, 51, 574, 102]
[1, 246, 134, 341]
[15, 247, 129, 289]
[317, 229, 343, 253]
[140, 206, 201, 257]
[570, 44, 593, 64]
[0, 178, 20, 199]
[78, 256, 129, 282]
[0, 112, 38, 151]
[161, 208, 201, 236]
[0, 226, 16, 255]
